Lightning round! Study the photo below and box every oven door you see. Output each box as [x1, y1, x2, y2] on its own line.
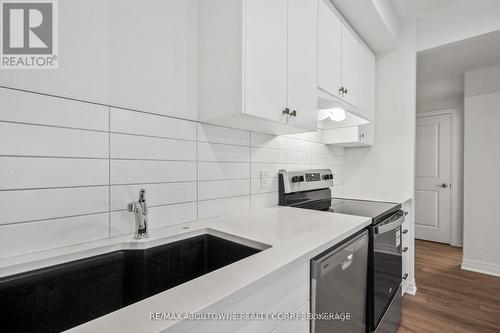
[370, 210, 404, 330]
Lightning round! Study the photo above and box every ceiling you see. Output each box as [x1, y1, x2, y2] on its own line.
[402, 0, 460, 16]
[417, 30, 500, 102]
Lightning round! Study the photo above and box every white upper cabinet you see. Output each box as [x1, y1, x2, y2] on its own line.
[199, 0, 319, 135]
[358, 44, 376, 121]
[318, 0, 342, 97]
[318, 0, 369, 112]
[341, 25, 360, 107]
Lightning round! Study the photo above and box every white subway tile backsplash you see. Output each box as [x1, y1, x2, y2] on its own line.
[198, 162, 250, 181]
[250, 163, 286, 179]
[198, 179, 250, 200]
[110, 202, 197, 237]
[286, 137, 311, 152]
[198, 142, 250, 162]
[0, 122, 108, 158]
[250, 132, 286, 150]
[0, 187, 109, 225]
[0, 157, 108, 190]
[198, 196, 251, 220]
[0, 88, 109, 131]
[251, 193, 279, 209]
[198, 123, 250, 146]
[311, 153, 344, 165]
[250, 178, 279, 195]
[0, 213, 109, 259]
[251, 147, 286, 164]
[286, 151, 311, 165]
[110, 160, 196, 184]
[0, 89, 347, 258]
[110, 107, 196, 141]
[110, 134, 197, 161]
[110, 182, 197, 211]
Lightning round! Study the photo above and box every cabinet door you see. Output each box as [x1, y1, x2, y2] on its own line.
[287, 0, 319, 131]
[358, 45, 375, 121]
[244, 0, 288, 123]
[359, 122, 374, 146]
[318, 0, 342, 97]
[341, 25, 359, 107]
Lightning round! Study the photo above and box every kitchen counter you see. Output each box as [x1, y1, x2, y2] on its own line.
[0, 206, 371, 333]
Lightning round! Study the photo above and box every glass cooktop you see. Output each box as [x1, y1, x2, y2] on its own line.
[330, 198, 400, 222]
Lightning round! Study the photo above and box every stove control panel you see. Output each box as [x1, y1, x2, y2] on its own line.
[279, 169, 334, 194]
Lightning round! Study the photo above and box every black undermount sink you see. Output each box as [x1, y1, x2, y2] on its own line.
[0, 234, 263, 333]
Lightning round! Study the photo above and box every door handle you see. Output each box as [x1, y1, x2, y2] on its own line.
[437, 183, 449, 188]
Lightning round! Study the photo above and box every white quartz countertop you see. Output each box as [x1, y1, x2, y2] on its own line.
[0, 206, 371, 333]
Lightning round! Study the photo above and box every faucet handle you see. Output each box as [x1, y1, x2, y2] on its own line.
[139, 188, 146, 201]
[127, 202, 136, 212]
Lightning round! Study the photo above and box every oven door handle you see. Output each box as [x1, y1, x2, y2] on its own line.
[374, 214, 405, 235]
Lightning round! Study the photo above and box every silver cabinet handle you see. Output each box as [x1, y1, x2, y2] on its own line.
[282, 107, 290, 115]
[437, 183, 449, 188]
[375, 214, 405, 234]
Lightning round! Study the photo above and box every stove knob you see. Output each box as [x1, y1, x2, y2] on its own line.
[291, 176, 299, 183]
[298, 175, 305, 182]
[322, 174, 329, 180]
[329, 174, 333, 180]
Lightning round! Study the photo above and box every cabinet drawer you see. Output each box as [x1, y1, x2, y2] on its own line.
[188, 262, 309, 333]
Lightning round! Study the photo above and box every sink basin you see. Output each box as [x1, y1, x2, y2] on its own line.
[0, 233, 263, 332]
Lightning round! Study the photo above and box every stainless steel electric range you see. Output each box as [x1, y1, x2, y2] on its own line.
[278, 169, 404, 333]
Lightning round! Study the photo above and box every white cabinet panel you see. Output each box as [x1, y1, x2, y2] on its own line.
[272, 302, 310, 333]
[244, 0, 288, 123]
[341, 26, 359, 106]
[318, 0, 342, 97]
[287, 0, 318, 131]
[188, 262, 309, 333]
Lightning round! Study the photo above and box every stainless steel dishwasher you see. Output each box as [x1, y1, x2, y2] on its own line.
[311, 230, 368, 333]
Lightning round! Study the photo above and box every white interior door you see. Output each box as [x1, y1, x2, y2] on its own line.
[415, 114, 452, 243]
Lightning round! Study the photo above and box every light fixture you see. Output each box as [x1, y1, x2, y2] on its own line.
[318, 107, 346, 122]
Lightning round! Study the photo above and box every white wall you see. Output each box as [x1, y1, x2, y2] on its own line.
[0, 0, 198, 120]
[344, 21, 416, 202]
[462, 65, 500, 276]
[416, 0, 500, 52]
[0, 87, 345, 258]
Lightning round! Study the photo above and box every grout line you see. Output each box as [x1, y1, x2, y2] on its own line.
[108, 106, 112, 239]
[0, 155, 108, 160]
[0, 119, 109, 133]
[0, 211, 110, 227]
[196, 124, 199, 221]
[0, 184, 109, 192]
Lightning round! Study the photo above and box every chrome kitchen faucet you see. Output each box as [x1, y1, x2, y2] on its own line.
[127, 188, 150, 239]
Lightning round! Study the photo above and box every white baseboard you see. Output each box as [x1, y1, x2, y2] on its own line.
[404, 278, 417, 296]
[461, 258, 500, 277]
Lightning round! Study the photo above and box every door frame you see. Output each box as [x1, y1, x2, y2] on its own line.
[416, 108, 463, 247]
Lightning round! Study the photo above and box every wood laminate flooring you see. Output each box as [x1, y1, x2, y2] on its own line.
[398, 240, 500, 333]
